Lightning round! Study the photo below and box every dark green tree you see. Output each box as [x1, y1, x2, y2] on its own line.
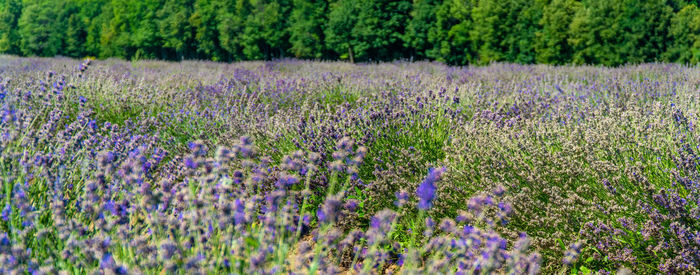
[665, 4, 700, 63]
[326, 0, 410, 62]
[325, 0, 359, 62]
[101, 0, 163, 59]
[470, 0, 508, 63]
[130, 0, 164, 59]
[65, 9, 87, 57]
[535, 0, 582, 64]
[240, 0, 291, 60]
[0, 0, 698, 64]
[352, 0, 411, 61]
[17, 0, 63, 56]
[0, 0, 22, 55]
[218, 0, 251, 60]
[288, 0, 326, 59]
[82, 0, 110, 58]
[404, 0, 440, 60]
[618, 0, 673, 63]
[430, 0, 476, 65]
[100, 0, 133, 58]
[158, 0, 195, 60]
[190, 0, 226, 60]
[471, 0, 542, 64]
[568, 0, 625, 65]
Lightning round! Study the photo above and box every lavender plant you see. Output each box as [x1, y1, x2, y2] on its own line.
[0, 55, 698, 274]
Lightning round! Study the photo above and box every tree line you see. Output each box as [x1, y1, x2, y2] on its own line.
[1, 0, 699, 65]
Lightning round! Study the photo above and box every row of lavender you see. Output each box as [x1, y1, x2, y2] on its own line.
[0, 56, 697, 274]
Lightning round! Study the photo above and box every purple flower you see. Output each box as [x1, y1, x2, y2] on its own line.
[397, 253, 406, 266]
[493, 185, 505, 197]
[0, 233, 8, 245]
[344, 199, 359, 212]
[100, 253, 116, 269]
[563, 241, 583, 266]
[425, 217, 435, 229]
[161, 241, 178, 260]
[250, 250, 267, 268]
[416, 167, 445, 210]
[439, 218, 456, 232]
[395, 190, 409, 207]
[1, 204, 10, 221]
[463, 225, 474, 235]
[184, 157, 197, 169]
[277, 174, 299, 187]
[318, 195, 343, 223]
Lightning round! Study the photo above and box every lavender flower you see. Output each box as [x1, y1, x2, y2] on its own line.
[0, 57, 696, 274]
[416, 167, 445, 210]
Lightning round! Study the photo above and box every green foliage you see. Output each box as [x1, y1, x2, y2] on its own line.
[100, 0, 166, 59]
[469, 0, 506, 63]
[1, 0, 699, 64]
[404, 0, 440, 59]
[65, 13, 87, 57]
[665, 4, 700, 63]
[352, 0, 411, 61]
[0, 0, 22, 54]
[568, 0, 625, 65]
[325, 0, 359, 62]
[190, 0, 226, 60]
[325, 0, 411, 62]
[618, 0, 673, 63]
[241, 0, 291, 60]
[217, 0, 250, 61]
[17, 0, 63, 56]
[288, 0, 326, 58]
[471, 0, 542, 64]
[429, 0, 475, 64]
[535, 0, 581, 64]
[157, 0, 195, 60]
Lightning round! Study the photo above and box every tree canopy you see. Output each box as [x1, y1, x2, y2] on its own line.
[1, 0, 698, 65]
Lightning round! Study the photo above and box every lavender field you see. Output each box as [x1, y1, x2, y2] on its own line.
[0, 56, 698, 274]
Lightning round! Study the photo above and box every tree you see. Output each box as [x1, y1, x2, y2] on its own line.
[130, 0, 164, 59]
[665, 4, 700, 63]
[0, 0, 22, 55]
[288, 0, 326, 59]
[65, 10, 87, 57]
[505, 0, 542, 63]
[618, 0, 673, 63]
[325, 0, 359, 62]
[352, 0, 411, 61]
[218, 0, 251, 61]
[100, 0, 164, 59]
[326, 0, 410, 62]
[404, 0, 441, 60]
[429, 0, 476, 65]
[158, 0, 195, 60]
[568, 0, 625, 66]
[0, 0, 698, 64]
[470, 0, 542, 64]
[535, 0, 581, 64]
[470, 0, 508, 63]
[240, 0, 291, 60]
[83, 0, 111, 58]
[18, 1, 63, 56]
[190, 0, 226, 60]
[100, 0, 132, 58]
